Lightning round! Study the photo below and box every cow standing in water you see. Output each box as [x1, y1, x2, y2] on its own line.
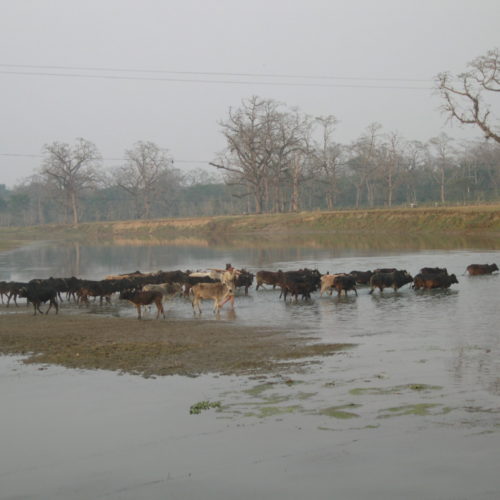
[119, 289, 165, 319]
[369, 270, 413, 294]
[413, 273, 458, 290]
[190, 282, 234, 315]
[466, 263, 499, 275]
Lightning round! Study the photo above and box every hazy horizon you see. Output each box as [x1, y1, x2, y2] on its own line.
[1, 0, 499, 188]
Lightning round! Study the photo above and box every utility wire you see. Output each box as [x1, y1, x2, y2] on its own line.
[0, 153, 209, 164]
[0, 69, 431, 90]
[0, 63, 431, 83]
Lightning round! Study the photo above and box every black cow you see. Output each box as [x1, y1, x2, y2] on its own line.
[279, 269, 321, 301]
[0, 281, 8, 304]
[4, 281, 28, 307]
[349, 270, 373, 285]
[332, 274, 358, 296]
[369, 270, 413, 294]
[19, 284, 59, 315]
[235, 269, 254, 295]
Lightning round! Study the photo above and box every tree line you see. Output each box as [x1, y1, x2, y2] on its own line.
[1, 48, 498, 226]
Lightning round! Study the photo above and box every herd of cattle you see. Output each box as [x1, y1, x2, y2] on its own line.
[0, 263, 498, 318]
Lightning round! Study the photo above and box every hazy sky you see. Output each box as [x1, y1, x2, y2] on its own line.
[1, 0, 499, 187]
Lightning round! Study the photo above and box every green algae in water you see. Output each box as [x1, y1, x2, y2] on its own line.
[378, 404, 440, 418]
[244, 383, 275, 397]
[189, 400, 222, 415]
[349, 384, 442, 396]
[318, 404, 361, 419]
[244, 405, 303, 418]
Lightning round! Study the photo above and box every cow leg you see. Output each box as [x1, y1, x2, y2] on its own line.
[136, 304, 142, 319]
[213, 298, 220, 314]
[155, 299, 165, 319]
[192, 297, 201, 315]
[353, 287, 358, 296]
[46, 299, 59, 315]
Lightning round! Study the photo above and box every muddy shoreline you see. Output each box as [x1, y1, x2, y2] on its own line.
[0, 312, 353, 377]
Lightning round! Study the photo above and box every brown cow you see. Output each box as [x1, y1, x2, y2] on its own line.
[255, 270, 283, 290]
[466, 263, 499, 275]
[119, 289, 165, 319]
[190, 282, 234, 315]
[413, 273, 458, 290]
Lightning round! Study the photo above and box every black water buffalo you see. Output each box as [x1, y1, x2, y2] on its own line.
[349, 270, 373, 285]
[279, 269, 321, 301]
[3, 281, 28, 307]
[332, 274, 357, 296]
[235, 269, 254, 295]
[413, 273, 458, 290]
[466, 263, 498, 275]
[419, 267, 448, 275]
[369, 270, 413, 294]
[19, 284, 59, 315]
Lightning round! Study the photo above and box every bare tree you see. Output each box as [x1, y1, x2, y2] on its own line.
[273, 109, 312, 212]
[427, 133, 456, 204]
[403, 140, 427, 204]
[211, 96, 310, 213]
[312, 116, 344, 210]
[115, 141, 173, 219]
[436, 48, 500, 143]
[348, 123, 383, 208]
[211, 96, 274, 213]
[381, 132, 405, 207]
[41, 138, 101, 225]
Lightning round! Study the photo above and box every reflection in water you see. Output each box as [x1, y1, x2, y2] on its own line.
[85, 231, 500, 253]
[0, 237, 499, 400]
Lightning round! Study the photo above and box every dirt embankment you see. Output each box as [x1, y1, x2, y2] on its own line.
[0, 313, 353, 377]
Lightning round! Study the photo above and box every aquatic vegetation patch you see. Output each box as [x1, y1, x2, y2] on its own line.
[377, 403, 445, 418]
[244, 405, 303, 418]
[244, 383, 275, 397]
[189, 400, 222, 415]
[318, 404, 362, 419]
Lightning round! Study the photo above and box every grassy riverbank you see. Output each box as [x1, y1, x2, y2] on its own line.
[1, 205, 499, 249]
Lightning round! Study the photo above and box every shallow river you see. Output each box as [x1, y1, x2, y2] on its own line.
[1, 235, 500, 500]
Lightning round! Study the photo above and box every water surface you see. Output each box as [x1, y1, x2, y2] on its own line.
[1, 235, 499, 500]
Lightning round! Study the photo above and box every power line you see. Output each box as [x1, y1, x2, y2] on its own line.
[0, 152, 210, 164]
[0, 63, 431, 83]
[0, 69, 431, 90]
